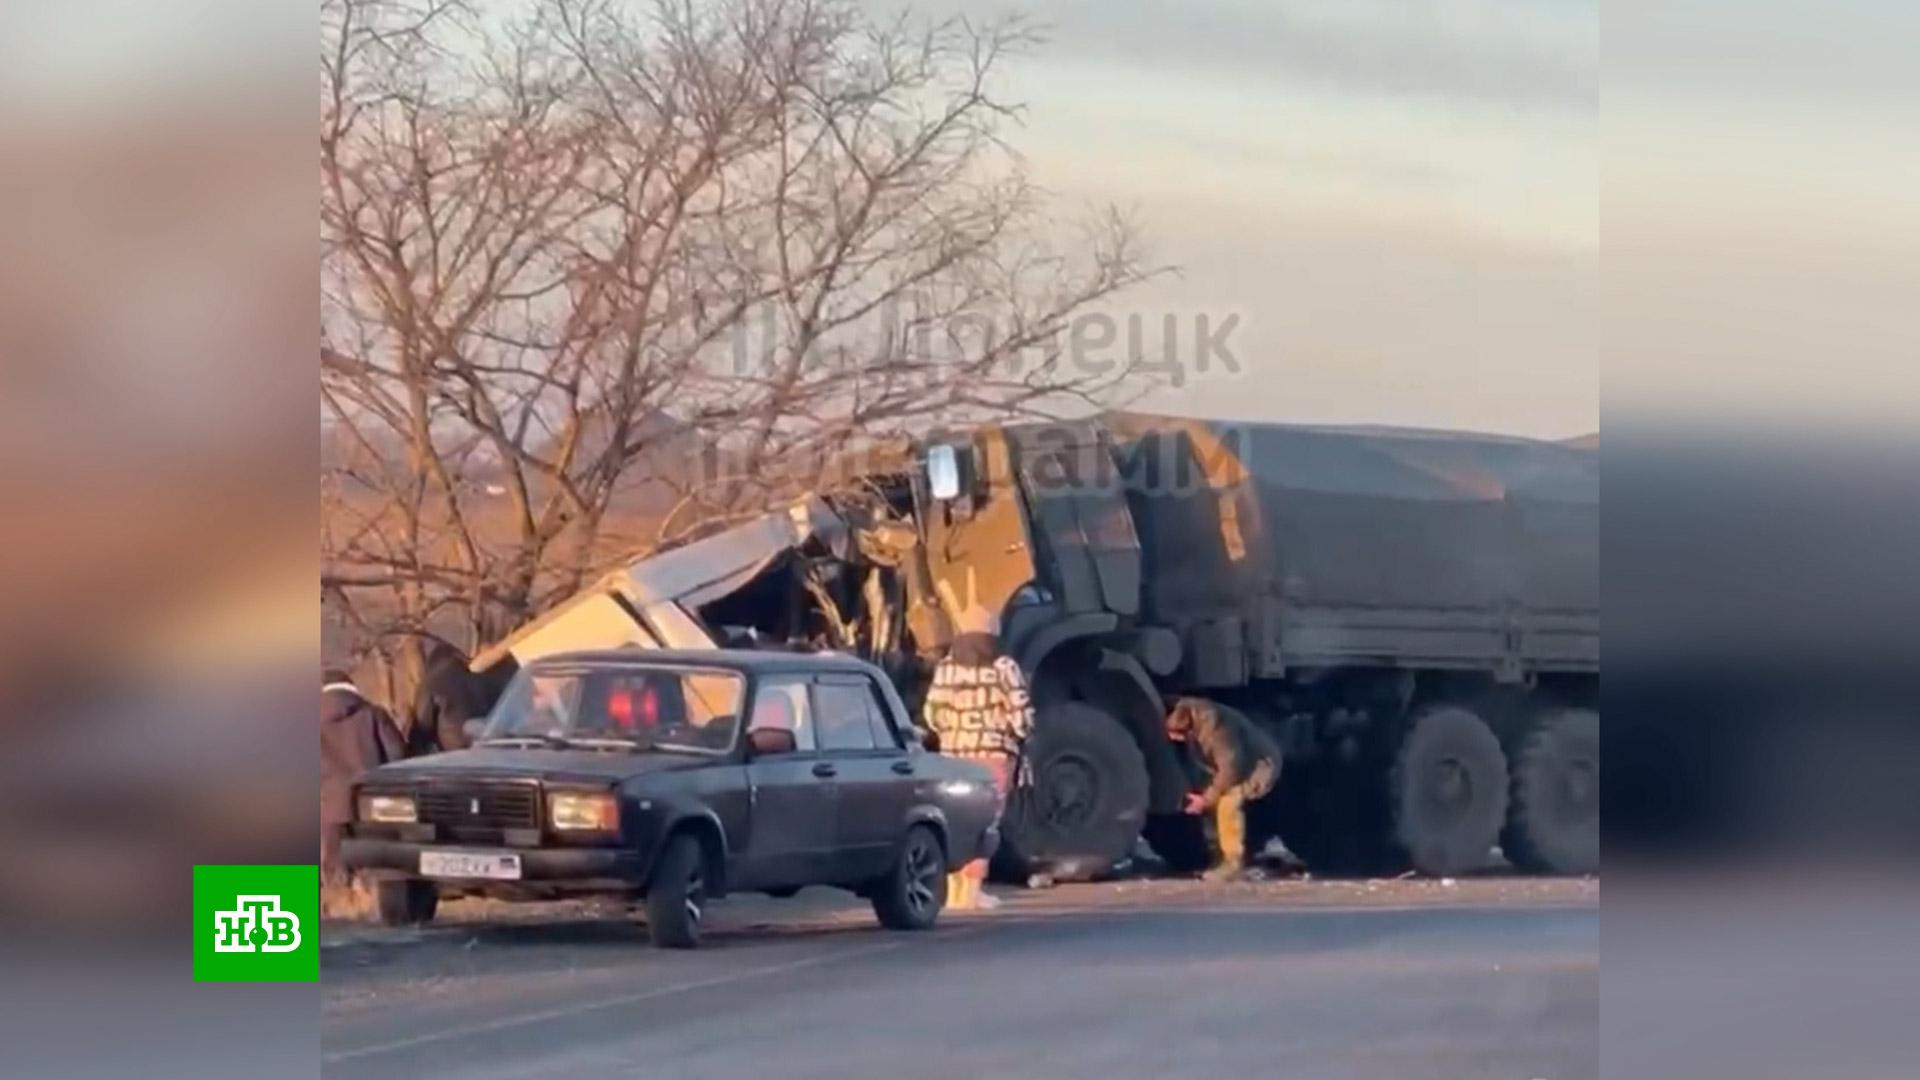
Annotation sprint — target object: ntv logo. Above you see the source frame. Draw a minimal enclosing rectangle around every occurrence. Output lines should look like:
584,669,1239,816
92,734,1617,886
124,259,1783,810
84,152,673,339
193,865,317,981
213,894,302,953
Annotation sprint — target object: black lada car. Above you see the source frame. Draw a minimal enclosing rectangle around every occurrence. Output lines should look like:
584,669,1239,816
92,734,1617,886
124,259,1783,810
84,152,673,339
343,649,1000,947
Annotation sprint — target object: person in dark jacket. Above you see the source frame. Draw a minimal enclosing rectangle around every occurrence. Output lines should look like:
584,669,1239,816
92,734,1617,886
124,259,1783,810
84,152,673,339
1166,697,1282,881
410,640,496,755
322,669,407,887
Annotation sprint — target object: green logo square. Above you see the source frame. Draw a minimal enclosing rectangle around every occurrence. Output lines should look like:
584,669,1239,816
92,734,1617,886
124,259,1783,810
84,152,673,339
193,865,319,982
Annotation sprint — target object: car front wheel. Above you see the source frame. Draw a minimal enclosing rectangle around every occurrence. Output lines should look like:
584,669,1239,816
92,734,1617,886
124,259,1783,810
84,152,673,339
871,825,946,931
645,834,708,948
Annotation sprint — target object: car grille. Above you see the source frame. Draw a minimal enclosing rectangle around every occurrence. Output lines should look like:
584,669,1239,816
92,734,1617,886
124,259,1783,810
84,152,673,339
416,783,540,834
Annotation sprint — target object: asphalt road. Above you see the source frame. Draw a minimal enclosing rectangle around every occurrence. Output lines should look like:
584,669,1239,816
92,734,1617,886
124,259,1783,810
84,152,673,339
321,880,1597,1080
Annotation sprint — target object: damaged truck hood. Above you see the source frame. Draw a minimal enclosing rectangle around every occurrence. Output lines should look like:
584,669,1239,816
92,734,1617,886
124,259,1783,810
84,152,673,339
470,495,849,673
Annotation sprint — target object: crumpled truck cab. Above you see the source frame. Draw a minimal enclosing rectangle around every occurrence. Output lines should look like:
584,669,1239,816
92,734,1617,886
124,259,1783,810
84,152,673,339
467,495,854,676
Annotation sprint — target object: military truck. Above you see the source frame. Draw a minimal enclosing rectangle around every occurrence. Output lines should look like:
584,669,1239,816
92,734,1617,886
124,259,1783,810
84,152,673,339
470,414,1600,878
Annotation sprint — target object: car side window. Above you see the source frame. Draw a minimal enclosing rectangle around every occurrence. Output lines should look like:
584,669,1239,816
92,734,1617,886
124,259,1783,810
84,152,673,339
862,679,905,750
748,677,816,752
812,681,879,752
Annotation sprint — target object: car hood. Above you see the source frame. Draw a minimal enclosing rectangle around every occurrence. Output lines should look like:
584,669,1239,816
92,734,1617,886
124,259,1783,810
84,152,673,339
366,746,716,786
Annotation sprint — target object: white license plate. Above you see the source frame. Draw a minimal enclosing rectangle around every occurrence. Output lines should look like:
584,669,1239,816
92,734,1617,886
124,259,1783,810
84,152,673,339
419,850,523,881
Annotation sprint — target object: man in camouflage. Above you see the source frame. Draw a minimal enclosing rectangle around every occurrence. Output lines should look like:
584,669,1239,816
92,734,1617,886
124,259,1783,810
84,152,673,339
1166,697,1282,881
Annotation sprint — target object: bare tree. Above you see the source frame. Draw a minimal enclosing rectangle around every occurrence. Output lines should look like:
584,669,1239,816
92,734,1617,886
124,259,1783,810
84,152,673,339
320,0,1157,680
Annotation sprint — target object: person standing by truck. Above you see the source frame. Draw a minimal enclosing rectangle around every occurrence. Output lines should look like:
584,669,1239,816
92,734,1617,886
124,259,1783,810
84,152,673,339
1165,697,1281,881
923,576,1034,909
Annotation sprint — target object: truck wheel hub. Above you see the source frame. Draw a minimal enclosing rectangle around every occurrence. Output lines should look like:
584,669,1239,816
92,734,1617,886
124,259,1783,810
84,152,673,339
1561,760,1596,807
1041,754,1100,829
1431,758,1471,809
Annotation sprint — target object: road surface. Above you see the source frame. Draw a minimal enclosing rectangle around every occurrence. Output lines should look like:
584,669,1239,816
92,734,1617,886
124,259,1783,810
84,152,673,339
322,878,1597,1079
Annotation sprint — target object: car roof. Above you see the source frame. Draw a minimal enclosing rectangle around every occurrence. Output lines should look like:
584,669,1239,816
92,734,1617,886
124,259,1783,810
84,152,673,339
525,647,881,677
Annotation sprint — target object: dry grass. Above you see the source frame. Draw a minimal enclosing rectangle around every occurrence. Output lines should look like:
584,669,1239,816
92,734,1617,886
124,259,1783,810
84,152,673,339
321,879,376,921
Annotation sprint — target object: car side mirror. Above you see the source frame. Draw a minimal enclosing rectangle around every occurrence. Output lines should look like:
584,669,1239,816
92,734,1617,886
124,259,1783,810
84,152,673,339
461,719,487,743
913,725,940,753
746,727,797,756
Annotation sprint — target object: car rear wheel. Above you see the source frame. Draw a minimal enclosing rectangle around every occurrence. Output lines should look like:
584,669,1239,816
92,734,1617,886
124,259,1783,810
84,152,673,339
645,834,708,948
871,825,946,931
373,879,438,927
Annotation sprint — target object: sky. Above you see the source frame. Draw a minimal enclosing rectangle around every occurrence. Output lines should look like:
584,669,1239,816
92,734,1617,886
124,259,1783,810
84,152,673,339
912,0,1600,437
254,0,1594,440
12,2,1912,439
1605,0,1920,434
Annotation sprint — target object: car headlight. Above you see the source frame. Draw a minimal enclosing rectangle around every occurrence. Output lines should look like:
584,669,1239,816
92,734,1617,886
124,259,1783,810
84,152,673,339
548,791,619,831
358,793,417,823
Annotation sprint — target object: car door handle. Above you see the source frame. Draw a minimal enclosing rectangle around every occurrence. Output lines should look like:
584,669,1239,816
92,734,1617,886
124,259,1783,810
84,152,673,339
890,760,915,775
812,762,838,778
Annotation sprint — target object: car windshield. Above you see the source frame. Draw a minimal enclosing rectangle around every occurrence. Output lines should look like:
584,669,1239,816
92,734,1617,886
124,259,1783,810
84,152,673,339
479,664,745,754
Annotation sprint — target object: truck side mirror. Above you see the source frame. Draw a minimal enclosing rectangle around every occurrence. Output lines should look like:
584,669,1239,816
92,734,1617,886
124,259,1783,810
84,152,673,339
926,444,963,501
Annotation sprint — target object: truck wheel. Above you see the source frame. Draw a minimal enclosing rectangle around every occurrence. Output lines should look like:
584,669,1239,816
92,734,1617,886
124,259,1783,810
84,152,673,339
871,825,946,931
1503,708,1599,874
1392,705,1508,876
995,702,1150,882
645,834,708,948
373,879,438,927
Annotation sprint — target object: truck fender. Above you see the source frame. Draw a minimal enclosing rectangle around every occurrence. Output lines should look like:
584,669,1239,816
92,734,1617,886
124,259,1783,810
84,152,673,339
1014,612,1121,675
1015,615,1187,815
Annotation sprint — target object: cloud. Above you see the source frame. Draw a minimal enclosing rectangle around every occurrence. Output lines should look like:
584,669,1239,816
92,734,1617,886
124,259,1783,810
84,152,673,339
922,0,1596,109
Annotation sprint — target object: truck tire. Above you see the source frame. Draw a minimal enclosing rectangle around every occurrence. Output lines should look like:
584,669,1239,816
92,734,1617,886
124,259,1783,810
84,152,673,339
1392,705,1508,876
1502,708,1599,875
644,834,708,948
995,702,1150,882
373,879,438,927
